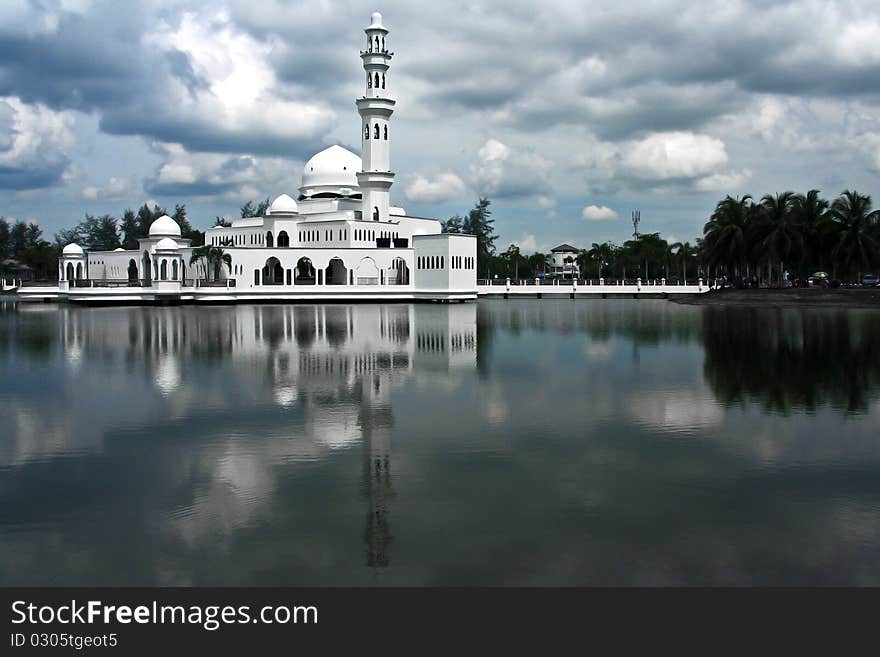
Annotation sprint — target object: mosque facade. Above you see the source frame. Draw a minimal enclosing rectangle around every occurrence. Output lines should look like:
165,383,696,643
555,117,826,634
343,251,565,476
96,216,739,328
53,12,477,304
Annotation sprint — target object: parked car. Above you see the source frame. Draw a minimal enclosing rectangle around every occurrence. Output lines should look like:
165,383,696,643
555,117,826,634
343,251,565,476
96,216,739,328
807,271,829,287
862,273,879,287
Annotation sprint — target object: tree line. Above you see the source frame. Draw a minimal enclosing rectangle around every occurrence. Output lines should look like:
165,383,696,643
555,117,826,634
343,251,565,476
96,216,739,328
444,190,880,284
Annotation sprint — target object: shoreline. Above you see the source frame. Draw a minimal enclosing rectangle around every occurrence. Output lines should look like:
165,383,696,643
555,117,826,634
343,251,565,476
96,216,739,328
671,287,880,308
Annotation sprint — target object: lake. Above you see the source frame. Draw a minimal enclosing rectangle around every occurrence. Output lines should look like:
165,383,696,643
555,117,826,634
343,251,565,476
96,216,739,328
1,299,879,585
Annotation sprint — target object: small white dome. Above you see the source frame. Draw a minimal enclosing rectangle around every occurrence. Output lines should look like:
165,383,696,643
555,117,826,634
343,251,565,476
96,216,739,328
268,193,298,215
154,237,179,251
369,11,384,29
300,145,361,197
113,247,125,252
149,215,182,237
62,243,83,255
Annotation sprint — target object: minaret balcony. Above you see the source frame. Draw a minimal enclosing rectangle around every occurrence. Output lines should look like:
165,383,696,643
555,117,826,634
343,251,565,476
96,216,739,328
356,97,396,115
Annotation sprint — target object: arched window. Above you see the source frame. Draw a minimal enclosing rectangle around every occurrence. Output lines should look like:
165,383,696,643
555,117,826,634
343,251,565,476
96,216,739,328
372,207,379,222
375,36,379,50
364,124,369,139
278,231,289,248
368,73,372,88
382,73,386,88
66,262,74,281
160,260,167,280
382,37,385,50
172,260,178,280
384,125,388,140
374,123,380,139
265,231,273,248
374,72,380,88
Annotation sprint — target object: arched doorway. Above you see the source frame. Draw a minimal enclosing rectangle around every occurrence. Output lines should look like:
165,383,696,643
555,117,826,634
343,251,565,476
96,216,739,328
66,262,74,282
142,251,152,286
128,259,138,284
356,257,379,285
390,258,410,285
265,231,274,248
75,263,82,280
262,257,284,285
277,231,289,247
325,257,347,285
294,257,316,285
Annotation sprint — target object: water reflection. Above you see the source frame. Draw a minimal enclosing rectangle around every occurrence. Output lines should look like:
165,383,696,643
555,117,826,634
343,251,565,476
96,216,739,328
0,303,477,583
702,307,880,413
2,300,880,585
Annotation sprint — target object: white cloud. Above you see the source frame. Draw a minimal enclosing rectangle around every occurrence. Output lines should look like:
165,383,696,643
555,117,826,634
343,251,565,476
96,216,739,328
0,96,74,190
511,233,538,252
404,171,467,203
620,131,728,181
471,138,552,199
81,176,135,201
695,169,752,192
146,142,295,201
582,204,618,221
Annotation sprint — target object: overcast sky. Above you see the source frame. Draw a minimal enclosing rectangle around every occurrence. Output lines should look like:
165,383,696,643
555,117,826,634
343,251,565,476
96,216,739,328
2,0,879,251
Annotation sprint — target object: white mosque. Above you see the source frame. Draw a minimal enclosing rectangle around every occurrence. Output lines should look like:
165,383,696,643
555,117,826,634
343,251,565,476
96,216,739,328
48,12,477,304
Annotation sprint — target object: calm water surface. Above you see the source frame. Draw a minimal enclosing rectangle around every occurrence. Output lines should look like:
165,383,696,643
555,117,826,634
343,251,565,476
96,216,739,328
1,299,880,585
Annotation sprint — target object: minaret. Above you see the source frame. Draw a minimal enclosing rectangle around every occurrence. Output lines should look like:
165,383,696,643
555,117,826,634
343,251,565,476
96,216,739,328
357,11,396,224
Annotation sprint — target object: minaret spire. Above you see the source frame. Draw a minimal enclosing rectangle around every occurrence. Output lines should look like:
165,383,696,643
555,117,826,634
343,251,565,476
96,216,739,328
357,11,396,224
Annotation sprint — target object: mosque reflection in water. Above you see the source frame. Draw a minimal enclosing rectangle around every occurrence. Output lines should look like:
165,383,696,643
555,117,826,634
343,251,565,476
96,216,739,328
49,302,477,574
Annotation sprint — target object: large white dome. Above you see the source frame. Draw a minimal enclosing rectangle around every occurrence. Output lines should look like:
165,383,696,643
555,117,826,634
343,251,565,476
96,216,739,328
268,193,297,214
299,145,361,198
149,215,182,237
62,243,84,255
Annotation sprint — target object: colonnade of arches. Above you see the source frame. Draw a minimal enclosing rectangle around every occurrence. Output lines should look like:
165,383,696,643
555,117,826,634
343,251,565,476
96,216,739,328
255,256,409,287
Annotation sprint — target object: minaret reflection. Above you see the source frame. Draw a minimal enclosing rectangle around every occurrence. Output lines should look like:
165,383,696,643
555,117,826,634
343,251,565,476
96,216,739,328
58,302,478,569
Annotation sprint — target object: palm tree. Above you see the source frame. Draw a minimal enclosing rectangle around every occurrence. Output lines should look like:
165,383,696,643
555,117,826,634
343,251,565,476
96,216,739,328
670,241,697,282
756,191,801,288
189,241,232,282
828,190,880,280
793,189,830,276
586,242,613,278
703,195,753,280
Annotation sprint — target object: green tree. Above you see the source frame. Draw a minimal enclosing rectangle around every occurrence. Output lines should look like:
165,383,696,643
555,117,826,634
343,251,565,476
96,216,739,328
189,242,232,282
793,190,830,275
441,215,464,233
0,218,9,259
703,195,754,279
120,209,140,249
755,191,801,287
79,214,121,252
828,190,880,279
462,198,496,275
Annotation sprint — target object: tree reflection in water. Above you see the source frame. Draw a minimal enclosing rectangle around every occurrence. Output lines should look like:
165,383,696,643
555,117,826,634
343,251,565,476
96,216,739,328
702,307,880,414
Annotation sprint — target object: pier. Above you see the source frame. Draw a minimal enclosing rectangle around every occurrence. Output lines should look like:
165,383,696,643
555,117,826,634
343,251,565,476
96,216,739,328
477,278,711,298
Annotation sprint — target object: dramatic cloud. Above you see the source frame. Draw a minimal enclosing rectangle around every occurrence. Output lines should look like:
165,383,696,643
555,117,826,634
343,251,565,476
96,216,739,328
405,172,467,203
619,132,728,182
582,205,618,221
471,139,552,200
1,0,880,243
0,96,74,190
144,143,297,201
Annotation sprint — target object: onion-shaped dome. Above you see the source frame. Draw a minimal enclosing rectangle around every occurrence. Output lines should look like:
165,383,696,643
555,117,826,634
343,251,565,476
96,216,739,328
62,243,84,255
299,145,361,199
154,237,179,251
149,215,182,237
368,11,386,30
267,193,298,215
